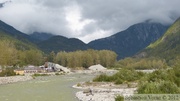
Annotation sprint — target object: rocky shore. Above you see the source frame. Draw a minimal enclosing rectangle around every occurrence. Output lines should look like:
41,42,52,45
0,76,33,85
76,88,136,101
73,82,137,101
72,69,118,74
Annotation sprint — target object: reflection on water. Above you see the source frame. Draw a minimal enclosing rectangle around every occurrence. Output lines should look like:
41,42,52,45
0,74,95,101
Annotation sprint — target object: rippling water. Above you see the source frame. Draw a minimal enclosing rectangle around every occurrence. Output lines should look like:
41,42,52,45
0,74,95,101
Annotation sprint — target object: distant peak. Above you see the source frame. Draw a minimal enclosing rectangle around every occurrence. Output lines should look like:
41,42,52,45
144,19,154,23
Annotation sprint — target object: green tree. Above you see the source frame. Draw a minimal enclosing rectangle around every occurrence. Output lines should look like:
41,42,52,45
48,51,55,62
0,40,18,66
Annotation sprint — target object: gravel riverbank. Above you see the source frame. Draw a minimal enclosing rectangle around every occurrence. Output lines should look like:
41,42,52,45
76,88,136,101
73,82,137,101
0,76,33,85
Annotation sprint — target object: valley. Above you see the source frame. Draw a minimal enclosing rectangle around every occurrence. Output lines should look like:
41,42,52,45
0,16,179,101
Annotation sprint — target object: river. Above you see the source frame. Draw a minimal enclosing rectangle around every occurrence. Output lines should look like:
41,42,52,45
0,73,95,101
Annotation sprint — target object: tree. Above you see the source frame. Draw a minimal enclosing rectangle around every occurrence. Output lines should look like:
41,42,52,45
55,50,117,68
19,50,43,66
48,51,56,62
0,40,18,66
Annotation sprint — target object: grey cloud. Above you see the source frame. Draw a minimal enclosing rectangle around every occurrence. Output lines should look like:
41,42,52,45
0,0,180,43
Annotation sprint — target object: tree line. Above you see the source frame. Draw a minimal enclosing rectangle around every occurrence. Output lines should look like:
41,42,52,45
0,40,44,67
48,49,117,68
0,40,117,68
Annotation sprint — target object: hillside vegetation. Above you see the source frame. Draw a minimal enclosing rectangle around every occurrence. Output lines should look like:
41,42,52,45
114,17,180,69
89,22,169,59
0,31,44,66
0,31,37,50
144,17,180,61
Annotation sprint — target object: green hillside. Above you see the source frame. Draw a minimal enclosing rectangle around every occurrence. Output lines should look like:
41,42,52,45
0,31,44,66
0,31,37,50
144,17,180,60
115,17,180,70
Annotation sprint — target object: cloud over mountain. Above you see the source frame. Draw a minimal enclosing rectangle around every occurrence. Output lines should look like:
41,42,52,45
0,0,180,43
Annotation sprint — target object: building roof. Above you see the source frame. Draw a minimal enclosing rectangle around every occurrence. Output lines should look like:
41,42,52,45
24,65,42,70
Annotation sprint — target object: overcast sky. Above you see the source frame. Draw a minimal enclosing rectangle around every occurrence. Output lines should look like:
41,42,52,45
0,0,180,43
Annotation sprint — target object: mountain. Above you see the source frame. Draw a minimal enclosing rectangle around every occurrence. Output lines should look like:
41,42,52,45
0,20,38,43
37,35,90,53
140,17,180,60
30,32,54,42
0,20,90,53
88,22,169,59
0,20,39,50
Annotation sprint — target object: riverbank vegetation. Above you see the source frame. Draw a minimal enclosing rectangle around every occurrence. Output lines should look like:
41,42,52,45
114,57,168,69
0,40,44,66
0,68,16,77
93,68,145,84
0,39,117,69
94,64,180,94
53,49,117,68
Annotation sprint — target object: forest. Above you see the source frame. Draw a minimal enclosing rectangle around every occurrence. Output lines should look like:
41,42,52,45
0,40,44,67
0,40,117,69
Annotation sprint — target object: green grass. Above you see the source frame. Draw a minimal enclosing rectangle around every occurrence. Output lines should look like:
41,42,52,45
33,73,49,76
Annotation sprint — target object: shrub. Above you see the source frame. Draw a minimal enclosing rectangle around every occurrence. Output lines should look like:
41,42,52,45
77,83,81,87
93,74,112,82
0,68,16,77
113,69,145,82
93,68,145,84
138,68,180,94
137,80,180,94
115,78,123,84
115,95,124,101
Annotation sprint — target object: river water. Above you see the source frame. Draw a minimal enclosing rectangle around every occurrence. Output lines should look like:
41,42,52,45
0,73,95,101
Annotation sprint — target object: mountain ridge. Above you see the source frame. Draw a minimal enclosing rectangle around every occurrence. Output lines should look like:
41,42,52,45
37,35,90,53
88,22,169,59
139,17,180,60
0,20,38,43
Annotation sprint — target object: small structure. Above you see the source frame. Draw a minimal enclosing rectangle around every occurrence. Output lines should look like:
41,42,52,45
24,65,43,74
45,62,70,73
44,62,56,72
88,64,107,71
14,69,24,75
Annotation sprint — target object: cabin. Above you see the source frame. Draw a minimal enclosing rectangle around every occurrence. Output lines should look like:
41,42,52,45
24,65,43,74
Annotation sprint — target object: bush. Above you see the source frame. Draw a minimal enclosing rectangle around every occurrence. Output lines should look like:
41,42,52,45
137,80,180,94
93,68,145,84
138,68,180,94
0,68,16,77
93,74,112,82
115,78,123,84
77,83,81,87
113,69,144,82
115,95,124,101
